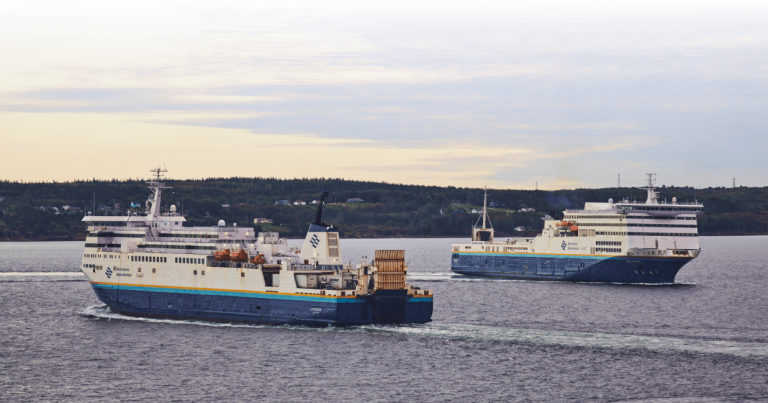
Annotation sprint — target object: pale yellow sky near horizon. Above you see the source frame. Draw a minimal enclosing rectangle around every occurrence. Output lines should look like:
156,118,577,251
3,112,586,189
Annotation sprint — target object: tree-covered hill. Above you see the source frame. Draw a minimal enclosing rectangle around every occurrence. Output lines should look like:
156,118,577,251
1,177,766,241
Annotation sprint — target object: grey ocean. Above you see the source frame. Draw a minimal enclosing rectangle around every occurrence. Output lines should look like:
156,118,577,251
1,237,767,402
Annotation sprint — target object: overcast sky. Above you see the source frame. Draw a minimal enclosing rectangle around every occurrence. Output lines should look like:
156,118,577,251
1,0,766,189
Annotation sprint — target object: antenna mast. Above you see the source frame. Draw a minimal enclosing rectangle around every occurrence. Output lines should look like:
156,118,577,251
617,174,621,188
733,178,736,188
639,172,658,204
482,187,487,229
645,172,656,188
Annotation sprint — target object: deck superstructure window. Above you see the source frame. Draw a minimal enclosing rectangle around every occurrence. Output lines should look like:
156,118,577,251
152,268,156,273
193,270,197,275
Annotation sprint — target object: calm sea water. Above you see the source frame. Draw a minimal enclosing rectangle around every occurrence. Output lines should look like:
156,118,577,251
1,237,767,402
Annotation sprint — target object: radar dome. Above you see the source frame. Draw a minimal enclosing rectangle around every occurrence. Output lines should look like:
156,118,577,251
218,220,226,226
170,205,177,212
608,198,614,204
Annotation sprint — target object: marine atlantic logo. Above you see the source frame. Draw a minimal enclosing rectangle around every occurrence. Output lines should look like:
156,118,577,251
105,267,113,279
310,234,320,248
561,241,567,251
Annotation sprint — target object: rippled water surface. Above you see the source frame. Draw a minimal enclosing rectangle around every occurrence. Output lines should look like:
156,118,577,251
1,237,767,402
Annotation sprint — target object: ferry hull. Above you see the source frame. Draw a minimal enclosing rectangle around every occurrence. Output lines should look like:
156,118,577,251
91,283,432,325
451,253,694,283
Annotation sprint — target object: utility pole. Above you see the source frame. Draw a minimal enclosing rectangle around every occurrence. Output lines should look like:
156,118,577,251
535,182,538,191
733,178,736,188
617,174,621,188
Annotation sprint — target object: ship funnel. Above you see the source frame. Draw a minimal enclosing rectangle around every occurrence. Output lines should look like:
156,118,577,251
300,192,342,266
313,191,329,226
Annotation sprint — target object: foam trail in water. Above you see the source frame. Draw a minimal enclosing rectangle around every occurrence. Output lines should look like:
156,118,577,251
364,323,768,358
80,305,766,358
0,272,84,276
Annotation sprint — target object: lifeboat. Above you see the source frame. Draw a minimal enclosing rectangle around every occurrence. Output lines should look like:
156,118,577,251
230,249,248,263
250,253,266,265
214,249,231,262
570,226,579,232
556,221,569,227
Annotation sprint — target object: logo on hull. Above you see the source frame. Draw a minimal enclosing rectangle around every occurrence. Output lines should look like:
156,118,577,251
105,267,113,278
561,241,567,251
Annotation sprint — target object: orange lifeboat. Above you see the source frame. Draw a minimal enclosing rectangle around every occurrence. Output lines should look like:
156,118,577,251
250,254,266,265
556,221,569,227
570,226,579,232
230,249,248,263
214,249,231,262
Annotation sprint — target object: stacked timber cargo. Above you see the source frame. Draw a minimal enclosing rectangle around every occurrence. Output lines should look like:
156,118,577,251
373,250,406,290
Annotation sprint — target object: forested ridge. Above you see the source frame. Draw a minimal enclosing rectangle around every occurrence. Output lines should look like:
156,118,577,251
1,177,766,241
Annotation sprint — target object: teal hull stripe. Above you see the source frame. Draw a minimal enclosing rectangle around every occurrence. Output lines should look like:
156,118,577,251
457,252,689,261
92,284,432,304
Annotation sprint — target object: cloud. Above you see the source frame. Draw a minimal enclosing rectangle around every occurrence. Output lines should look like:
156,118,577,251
0,1,767,187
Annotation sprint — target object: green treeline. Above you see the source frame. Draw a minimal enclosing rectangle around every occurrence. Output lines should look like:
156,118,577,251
1,177,766,241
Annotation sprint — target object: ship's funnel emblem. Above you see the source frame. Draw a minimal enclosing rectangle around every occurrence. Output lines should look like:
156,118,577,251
105,267,113,279
561,241,567,251
310,234,320,248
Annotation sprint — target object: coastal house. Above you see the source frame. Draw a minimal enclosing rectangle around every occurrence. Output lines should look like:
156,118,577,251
346,198,364,203
0,196,5,202
274,200,291,205
471,209,480,214
519,207,536,212
253,218,273,224
310,200,325,205
293,200,306,205
514,226,526,232
221,204,230,208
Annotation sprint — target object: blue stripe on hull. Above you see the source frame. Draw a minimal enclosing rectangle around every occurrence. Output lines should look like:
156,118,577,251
451,253,693,283
91,284,433,325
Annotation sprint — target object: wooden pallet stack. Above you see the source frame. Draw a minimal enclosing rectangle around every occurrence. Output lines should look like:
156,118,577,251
373,250,406,290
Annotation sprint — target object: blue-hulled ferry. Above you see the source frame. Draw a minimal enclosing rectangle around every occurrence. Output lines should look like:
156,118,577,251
81,168,432,325
451,175,703,283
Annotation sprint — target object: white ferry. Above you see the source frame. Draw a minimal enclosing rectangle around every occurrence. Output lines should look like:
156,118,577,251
80,168,432,325
451,175,703,283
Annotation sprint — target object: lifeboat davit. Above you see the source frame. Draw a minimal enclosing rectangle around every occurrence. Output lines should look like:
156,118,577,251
230,249,248,263
250,253,266,265
214,249,231,262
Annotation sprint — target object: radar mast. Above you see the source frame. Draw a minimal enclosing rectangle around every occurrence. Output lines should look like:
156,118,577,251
638,172,659,204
